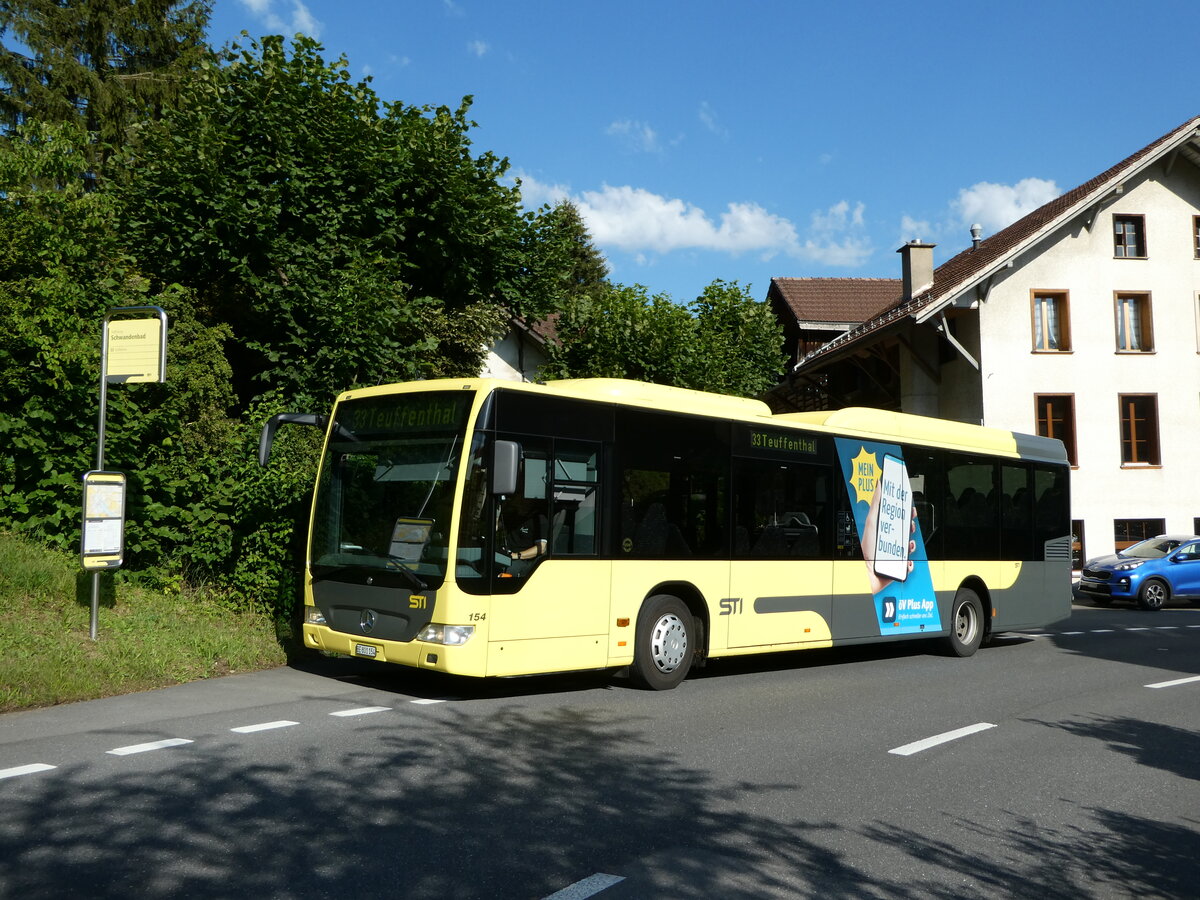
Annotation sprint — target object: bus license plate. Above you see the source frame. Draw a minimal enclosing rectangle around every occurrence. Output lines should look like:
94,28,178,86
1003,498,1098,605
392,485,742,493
354,643,378,659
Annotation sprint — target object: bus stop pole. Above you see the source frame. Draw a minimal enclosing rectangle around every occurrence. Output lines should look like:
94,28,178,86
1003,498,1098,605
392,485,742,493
90,319,110,642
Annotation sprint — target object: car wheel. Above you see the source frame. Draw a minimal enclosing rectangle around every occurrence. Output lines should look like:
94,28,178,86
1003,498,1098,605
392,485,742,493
1137,578,1169,611
944,587,984,657
631,594,694,690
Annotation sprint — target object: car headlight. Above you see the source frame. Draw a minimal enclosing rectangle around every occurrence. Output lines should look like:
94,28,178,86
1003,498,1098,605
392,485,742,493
304,606,327,625
416,624,475,646
1112,560,1145,571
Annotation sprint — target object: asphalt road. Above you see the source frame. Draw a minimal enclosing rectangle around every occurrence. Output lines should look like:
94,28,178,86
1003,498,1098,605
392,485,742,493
2,601,1198,899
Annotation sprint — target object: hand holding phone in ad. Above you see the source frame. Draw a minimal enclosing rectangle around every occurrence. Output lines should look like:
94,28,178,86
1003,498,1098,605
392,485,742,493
862,455,917,594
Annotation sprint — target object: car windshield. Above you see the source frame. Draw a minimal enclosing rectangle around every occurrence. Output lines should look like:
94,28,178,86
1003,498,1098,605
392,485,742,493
1121,538,1181,559
310,391,473,583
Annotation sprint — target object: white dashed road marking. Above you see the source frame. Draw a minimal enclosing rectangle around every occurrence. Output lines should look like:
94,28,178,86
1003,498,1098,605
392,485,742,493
889,722,996,756
411,699,445,705
230,720,299,734
330,706,392,717
1146,674,1200,689
107,738,193,756
543,873,626,899
0,763,56,780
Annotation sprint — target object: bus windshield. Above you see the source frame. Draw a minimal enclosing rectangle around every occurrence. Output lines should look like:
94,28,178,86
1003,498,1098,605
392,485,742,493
310,391,473,585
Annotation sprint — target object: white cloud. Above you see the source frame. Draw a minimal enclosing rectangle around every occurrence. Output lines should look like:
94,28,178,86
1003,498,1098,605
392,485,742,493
898,214,934,244
468,40,489,58
515,174,572,208
952,177,1060,235
290,2,320,37
797,200,872,266
237,0,323,38
698,101,728,139
895,178,1061,251
515,174,871,266
576,186,794,255
606,120,660,154
811,200,864,232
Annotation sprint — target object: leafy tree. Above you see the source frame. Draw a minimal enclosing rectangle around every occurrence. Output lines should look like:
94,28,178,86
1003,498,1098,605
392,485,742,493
115,35,560,403
542,279,784,398
0,121,239,577
542,283,697,386
690,279,786,397
0,0,212,168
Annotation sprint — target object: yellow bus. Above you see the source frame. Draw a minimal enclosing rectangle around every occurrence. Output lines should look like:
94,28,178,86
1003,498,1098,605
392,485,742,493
259,378,1072,690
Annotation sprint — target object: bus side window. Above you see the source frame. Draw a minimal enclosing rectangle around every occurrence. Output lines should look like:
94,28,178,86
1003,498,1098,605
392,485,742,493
944,457,1000,560
733,460,831,559
901,449,942,560
551,440,600,556
492,437,550,580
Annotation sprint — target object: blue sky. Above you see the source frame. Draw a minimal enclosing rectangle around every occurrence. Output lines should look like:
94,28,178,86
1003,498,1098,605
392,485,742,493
208,0,1200,303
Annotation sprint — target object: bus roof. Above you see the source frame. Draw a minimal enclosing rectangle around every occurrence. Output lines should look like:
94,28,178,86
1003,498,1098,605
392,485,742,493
544,377,773,419
336,377,1068,465
775,408,1067,464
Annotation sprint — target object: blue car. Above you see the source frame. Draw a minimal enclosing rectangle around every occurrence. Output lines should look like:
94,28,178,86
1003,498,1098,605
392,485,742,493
1077,534,1200,610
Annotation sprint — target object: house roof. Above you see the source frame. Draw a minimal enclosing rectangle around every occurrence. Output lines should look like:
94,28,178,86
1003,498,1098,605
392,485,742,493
769,277,901,327
796,114,1200,370
509,312,559,345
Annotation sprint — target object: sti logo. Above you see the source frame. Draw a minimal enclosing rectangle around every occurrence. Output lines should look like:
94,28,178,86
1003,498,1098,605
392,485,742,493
881,596,898,624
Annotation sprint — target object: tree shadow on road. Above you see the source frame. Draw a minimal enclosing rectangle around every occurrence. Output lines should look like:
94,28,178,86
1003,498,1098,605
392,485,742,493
3,697,1198,898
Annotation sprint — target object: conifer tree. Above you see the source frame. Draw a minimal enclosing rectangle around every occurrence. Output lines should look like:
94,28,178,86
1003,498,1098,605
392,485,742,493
0,0,211,168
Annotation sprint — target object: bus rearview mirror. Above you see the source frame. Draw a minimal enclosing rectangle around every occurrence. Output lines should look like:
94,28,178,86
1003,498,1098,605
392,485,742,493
492,440,520,495
257,412,326,467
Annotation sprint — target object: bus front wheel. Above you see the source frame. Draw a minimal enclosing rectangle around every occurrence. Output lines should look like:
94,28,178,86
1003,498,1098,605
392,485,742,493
945,588,984,658
631,595,695,690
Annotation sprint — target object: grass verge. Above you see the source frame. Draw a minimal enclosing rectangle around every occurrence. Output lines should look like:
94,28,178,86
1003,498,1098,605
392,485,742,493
0,532,287,713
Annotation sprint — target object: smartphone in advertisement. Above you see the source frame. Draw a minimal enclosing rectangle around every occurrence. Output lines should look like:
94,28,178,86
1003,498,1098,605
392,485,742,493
873,454,913,582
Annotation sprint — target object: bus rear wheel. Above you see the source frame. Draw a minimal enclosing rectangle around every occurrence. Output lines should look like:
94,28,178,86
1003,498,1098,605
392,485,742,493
631,594,695,690
944,588,984,657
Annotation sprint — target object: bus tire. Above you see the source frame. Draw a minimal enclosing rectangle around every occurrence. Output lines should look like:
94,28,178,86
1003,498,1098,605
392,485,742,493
944,588,984,658
631,594,694,690
1137,578,1168,611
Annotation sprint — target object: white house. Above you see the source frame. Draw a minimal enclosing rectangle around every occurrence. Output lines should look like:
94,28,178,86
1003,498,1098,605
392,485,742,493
770,115,1200,565
480,314,555,382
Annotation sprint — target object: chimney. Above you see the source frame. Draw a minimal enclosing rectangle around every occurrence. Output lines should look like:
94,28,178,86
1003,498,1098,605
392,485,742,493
897,240,935,300
970,223,982,249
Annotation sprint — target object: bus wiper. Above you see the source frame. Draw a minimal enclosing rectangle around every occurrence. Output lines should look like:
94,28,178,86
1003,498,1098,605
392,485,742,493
384,556,428,592
313,553,427,592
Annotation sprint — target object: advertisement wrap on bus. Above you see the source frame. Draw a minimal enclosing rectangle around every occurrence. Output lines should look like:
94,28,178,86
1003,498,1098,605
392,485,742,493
836,438,939,636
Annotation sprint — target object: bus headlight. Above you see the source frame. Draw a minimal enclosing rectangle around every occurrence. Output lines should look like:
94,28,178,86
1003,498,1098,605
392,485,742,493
416,624,475,646
304,606,327,625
